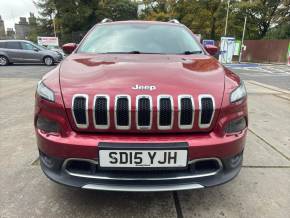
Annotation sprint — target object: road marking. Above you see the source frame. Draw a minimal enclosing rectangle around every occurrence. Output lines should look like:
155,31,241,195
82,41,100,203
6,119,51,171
246,80,290,94
227,64,290,75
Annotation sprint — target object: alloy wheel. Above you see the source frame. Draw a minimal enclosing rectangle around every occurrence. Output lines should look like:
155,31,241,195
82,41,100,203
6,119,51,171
0,56,8,66
44,57,53,66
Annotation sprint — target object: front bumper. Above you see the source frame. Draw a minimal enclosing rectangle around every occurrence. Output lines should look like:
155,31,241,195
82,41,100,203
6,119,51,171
37,129,246,191
40,151,243,192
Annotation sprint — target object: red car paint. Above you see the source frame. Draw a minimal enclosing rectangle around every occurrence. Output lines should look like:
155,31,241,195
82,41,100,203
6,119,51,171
35,21,247,191
36,54,247,159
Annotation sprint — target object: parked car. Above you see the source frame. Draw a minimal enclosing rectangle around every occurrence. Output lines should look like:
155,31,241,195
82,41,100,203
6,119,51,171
35,19,248,192
46,45,65,58
0,40,63,66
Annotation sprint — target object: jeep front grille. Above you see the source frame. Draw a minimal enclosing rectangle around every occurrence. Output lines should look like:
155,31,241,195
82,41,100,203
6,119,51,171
179,95,194,129
72,95,88,128
71,94,215,131
93,95,109,129
115,95,131,129
158,95,174,130
199,95,215,128
136,95,152,129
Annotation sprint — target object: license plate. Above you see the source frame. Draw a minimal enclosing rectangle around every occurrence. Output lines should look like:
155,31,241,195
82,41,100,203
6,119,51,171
99,150,188,168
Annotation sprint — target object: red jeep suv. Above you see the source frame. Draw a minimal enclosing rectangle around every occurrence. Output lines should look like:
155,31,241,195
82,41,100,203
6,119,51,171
34,19,247,192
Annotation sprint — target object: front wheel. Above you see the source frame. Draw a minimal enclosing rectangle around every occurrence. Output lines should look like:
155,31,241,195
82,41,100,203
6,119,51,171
44,56,54,66
0,56,9,66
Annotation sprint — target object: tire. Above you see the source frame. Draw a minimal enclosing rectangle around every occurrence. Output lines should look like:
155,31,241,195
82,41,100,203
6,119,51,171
43,56,54,66
0,56,9,66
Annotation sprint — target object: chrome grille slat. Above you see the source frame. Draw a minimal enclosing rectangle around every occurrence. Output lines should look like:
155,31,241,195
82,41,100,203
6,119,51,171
71,94,215,131
178,95,194,129
136,95,152,130
72,94,89,128
93,95,110,129
198,95,215,128
115,95,131,130
157,95,174,130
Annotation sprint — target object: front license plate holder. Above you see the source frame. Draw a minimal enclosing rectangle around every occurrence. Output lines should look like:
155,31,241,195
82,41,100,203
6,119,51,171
98,142,188,170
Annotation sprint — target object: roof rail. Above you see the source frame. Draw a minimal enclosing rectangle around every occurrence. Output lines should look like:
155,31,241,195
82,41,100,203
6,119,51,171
168,19,180,24
101,18,113,23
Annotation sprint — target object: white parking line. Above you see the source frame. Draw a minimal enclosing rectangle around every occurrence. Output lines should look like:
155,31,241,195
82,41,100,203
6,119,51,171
228,64,290,75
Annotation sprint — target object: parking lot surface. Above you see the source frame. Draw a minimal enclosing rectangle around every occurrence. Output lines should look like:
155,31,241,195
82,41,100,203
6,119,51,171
226,63,290,91
0,64,289,218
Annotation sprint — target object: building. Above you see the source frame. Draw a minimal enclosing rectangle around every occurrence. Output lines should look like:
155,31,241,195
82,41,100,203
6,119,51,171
0,15,5,39
28,13,36,25
6,28,15,39
15,17,30,39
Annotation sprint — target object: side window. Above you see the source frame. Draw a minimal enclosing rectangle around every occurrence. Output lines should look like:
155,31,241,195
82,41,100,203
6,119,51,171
0,42,6,48
6,42,21,50
21,42,37,50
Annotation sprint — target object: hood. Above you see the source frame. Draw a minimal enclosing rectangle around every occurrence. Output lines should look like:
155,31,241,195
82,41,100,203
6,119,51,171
60,53,225,96
59,53,226,133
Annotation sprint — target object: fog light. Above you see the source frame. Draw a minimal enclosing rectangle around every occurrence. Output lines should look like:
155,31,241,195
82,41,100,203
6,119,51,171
37,116,59,133
225,117,246,133
40,153,55,168
230,153,243,168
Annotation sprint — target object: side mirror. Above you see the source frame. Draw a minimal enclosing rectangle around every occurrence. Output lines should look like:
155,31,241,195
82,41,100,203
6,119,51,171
204,45,218,56
62,43,77,54
33,48,39,52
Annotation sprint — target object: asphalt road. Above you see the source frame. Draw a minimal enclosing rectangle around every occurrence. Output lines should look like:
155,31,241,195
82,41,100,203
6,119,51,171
0,63,289,218
227,64,290,91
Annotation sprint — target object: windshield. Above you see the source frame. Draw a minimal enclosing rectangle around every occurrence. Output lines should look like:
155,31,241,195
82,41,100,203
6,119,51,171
33,43,47,50
47,45,58,49
78,23,203,55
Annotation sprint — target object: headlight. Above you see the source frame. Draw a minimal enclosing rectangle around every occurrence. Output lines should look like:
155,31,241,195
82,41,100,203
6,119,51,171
230,81,247,103
37,81,55,102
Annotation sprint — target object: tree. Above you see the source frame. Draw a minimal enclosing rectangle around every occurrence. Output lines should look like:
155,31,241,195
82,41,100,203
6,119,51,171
265,22,290,39
139,0,177,21
34,0,138,43
230,0,290,39
34,0,290,42
251,0,290,39
97,0,138,21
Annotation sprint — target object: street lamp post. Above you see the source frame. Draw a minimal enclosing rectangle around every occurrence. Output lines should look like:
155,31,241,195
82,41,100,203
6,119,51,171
51,12,57,37
52,18,56,37
224,0,230,36
238,0,252,63
238,16,247,63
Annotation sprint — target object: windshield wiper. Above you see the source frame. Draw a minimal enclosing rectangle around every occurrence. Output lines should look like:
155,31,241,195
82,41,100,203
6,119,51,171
125,51,141,54
182,51,203,55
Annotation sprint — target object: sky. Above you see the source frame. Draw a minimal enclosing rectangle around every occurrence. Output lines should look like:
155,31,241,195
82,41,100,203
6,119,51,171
0,0,38,30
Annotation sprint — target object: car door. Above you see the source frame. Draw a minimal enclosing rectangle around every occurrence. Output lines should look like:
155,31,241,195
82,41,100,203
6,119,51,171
5,41,23,62
20,42,42,63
